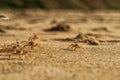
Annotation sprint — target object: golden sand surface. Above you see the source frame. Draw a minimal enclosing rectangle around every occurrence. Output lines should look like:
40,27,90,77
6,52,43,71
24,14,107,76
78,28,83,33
0,10,120,80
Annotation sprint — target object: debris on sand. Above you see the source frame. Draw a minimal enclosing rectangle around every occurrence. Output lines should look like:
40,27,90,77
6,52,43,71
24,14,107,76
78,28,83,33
44,23,73,32
86,37,101,45
73,33,100,45
92,27,112,32
72,33,120,45
0,15,9,20
53,33,93,42
54,32,120,45
0,28,6,33
73,33,88,42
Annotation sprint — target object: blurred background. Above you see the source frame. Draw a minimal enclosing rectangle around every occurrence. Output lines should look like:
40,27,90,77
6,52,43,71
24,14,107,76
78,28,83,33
0,0,120,10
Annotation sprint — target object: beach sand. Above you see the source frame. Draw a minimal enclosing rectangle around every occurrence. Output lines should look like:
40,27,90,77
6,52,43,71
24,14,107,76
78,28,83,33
0,10,120,80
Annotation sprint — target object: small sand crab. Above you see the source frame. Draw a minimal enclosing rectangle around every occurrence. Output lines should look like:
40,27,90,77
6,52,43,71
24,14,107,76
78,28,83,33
21,33,43,50
0,33,43,59
21,33,38,49
68,43,83,51
28,33,39,41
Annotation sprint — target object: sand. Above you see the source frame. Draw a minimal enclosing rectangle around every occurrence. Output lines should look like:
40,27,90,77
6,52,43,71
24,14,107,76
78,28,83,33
0,10,120,80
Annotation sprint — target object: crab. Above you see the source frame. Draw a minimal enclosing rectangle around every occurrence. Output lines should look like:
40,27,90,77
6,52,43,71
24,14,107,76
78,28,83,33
68,43,83,51
0,33,43,59
28,33,39,41
21,33,44,50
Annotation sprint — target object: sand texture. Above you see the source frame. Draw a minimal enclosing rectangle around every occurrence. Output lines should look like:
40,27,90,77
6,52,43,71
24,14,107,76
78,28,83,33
0,10,120,80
